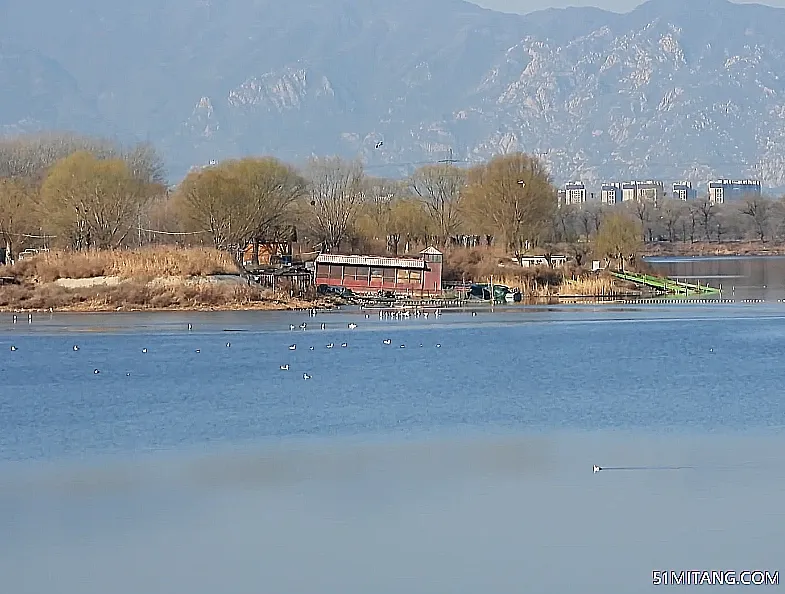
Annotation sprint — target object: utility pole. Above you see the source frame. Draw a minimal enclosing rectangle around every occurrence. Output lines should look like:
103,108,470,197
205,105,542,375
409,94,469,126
490,274,494,311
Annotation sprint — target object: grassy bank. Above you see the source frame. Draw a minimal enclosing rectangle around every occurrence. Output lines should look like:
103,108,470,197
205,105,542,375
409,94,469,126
0,247,329,312
8,247,237,282
643,240,785,257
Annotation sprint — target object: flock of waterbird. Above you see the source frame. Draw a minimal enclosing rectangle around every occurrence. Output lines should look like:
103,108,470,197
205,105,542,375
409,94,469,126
277,309,445,379
5,309,694,474
6,308,449,380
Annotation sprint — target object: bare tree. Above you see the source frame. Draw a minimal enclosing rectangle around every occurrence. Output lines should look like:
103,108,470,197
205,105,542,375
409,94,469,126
409,164,465,247
357,177,403,246
0,133,119,181
684,203,700,243
305,157,365,253
40,151,157,250
177,167,238,249
462,153,557,265
587,204,604,235
0,133,167,186
740,195,772,242
694,198,716,241
552,204,577,243
388,199,429,255
567,240,590,267
0,178,36,262
143,191,189,247
629,198,653,242
659,199,685,242
118,142,168,186
772,198,785,241
177,157,306,256
593,212,642,272
577,207,592,239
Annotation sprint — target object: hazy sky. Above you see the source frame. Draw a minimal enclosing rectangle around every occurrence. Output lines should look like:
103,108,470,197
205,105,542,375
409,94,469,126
470,0,785,14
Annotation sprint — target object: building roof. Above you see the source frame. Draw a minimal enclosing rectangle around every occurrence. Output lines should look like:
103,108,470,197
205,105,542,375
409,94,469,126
709,179,761,186
316,253,428,270
419,247,443,255
519,254,567,260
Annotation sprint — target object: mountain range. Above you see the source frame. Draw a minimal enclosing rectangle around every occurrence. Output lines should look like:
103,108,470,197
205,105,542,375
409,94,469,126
2,0,785,190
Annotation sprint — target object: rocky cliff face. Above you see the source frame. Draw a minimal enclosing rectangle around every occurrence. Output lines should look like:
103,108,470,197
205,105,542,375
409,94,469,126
2,0,785,190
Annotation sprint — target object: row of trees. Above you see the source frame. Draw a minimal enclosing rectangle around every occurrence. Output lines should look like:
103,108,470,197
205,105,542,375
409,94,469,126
0,134,166,259
2,132,785,270
560,194,785,245
0,133,558,265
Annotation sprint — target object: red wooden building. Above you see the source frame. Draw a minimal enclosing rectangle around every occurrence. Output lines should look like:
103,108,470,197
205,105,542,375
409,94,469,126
315,247,443,296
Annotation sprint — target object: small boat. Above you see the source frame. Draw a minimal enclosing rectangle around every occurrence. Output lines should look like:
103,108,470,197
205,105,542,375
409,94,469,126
468,283,510,303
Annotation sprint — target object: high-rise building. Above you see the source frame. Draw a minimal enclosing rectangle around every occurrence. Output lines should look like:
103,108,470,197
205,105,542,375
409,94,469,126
672,181,697,201
601,182,623,205
621,180,664,203
564,182,587,206
707,179,761,204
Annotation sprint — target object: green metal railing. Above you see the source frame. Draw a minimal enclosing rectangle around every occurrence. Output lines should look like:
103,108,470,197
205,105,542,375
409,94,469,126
611,271,720,296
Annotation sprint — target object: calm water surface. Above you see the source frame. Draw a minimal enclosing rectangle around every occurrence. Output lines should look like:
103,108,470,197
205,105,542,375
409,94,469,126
647,254,785,301
1,291,784,592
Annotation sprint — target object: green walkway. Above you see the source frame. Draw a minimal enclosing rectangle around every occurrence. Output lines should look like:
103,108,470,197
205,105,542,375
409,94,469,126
611,271,720,296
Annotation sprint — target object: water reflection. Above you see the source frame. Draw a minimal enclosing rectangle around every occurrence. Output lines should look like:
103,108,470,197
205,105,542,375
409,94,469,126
646,255,785,301
0,433,782,594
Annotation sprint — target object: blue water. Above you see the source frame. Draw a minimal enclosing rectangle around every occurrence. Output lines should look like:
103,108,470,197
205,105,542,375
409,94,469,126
1,306,784,594
2,306,785,461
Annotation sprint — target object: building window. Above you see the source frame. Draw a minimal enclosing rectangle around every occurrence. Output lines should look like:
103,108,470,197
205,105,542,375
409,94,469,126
329,265,342,279
370,268,383,281
410,270,422,283
316,264,328,278
344,266,358,279
397,269,410,284
355,266,369,281
383,269,395,284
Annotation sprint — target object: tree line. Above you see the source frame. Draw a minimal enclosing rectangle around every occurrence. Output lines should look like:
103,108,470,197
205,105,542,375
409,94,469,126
2,132,784,270
0,133,558,265
560,194,785,245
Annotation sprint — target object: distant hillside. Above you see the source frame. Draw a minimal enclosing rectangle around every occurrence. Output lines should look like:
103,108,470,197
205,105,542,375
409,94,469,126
3,0,785,190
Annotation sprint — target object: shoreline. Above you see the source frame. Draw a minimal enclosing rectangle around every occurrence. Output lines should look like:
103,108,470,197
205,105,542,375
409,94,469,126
1,294,720,314
3,244,779,315
642,241,785,258
0,302,335,314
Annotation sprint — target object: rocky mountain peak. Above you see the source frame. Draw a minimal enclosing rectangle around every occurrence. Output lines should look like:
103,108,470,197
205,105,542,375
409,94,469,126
2,0,785,192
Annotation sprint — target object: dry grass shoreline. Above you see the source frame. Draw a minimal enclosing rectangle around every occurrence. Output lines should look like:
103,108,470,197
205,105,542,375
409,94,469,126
0,247,335,313
0,281,335,313
0,246,651,313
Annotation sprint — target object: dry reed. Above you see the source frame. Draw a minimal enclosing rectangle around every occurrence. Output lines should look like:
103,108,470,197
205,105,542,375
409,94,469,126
3,247,237,283
0,246,330,311
0,280,324,312
559,275,625,296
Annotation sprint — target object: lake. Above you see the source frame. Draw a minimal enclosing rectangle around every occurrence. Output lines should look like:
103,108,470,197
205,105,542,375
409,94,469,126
1,257,784,593
646,254,785,301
